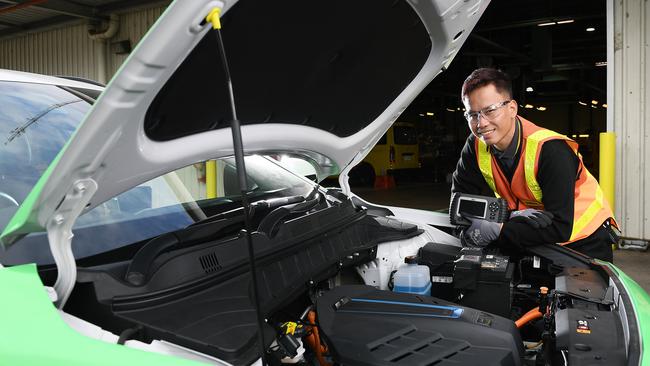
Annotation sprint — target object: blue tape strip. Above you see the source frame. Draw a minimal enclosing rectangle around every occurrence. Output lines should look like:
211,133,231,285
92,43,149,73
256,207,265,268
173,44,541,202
349,298,463,318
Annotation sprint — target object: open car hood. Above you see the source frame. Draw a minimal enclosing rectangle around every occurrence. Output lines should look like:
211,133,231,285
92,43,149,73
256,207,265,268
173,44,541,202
1,0,488,244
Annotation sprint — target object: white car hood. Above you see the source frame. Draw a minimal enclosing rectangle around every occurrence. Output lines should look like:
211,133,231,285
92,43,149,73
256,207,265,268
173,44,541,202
1,0,487,244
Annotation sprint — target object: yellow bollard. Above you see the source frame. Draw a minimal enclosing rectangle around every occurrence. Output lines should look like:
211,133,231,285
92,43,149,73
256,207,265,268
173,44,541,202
599,132,616,250
599,132,616,211
206,160,217,199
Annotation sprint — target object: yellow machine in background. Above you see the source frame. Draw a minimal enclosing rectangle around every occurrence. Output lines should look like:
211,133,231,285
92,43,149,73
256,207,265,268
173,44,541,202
349,122,420,186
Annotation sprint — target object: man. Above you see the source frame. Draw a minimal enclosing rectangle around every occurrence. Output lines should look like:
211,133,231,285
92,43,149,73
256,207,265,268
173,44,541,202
452,68,617,262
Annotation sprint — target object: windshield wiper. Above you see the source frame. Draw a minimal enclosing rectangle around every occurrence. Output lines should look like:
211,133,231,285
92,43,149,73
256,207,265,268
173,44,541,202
125,215,245,286
5,99,81,144
251,185,320,212
257,187,322,237
185,186,320,229
125,186,322,285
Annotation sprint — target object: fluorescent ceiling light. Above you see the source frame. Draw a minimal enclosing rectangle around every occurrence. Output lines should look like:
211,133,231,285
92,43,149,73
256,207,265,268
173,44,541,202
595,61,607,67
591,105,597,108
602,104,608,108
578,101,587,106
586,27,595,32
446,108,455,112
579,134,589,138
526,86,534,92
524,104,534,109
426,112,434,116
419,113,425,116
537,106,547,111
538,19,573,27
591,100,598,105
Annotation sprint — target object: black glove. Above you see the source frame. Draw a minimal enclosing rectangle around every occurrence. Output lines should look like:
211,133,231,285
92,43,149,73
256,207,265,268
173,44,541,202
461,217,502,247
509,209,554,229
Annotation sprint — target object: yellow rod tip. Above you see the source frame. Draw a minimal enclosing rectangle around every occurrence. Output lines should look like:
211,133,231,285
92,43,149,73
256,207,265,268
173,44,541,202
206,8,222,29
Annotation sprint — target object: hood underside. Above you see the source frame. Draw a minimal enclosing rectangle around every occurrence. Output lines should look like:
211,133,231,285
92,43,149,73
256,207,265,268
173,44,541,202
146,0,430,141
1,0,488,244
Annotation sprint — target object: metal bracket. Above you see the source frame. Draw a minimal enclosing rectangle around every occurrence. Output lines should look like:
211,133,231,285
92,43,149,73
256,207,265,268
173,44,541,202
46,178,98,309
618,238,649,251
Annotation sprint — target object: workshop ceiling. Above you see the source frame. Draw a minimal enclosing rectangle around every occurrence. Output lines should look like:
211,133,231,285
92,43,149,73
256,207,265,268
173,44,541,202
415,0,607,111
0,0,165,37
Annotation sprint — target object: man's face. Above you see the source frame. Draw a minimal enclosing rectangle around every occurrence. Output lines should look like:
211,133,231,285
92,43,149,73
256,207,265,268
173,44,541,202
462,83,517,151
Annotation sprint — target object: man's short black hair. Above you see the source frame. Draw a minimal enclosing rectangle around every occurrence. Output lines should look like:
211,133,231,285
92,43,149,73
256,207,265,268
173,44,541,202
461,68,513,100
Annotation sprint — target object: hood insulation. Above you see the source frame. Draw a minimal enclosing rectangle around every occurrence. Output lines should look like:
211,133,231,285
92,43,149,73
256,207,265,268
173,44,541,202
144,0,431,141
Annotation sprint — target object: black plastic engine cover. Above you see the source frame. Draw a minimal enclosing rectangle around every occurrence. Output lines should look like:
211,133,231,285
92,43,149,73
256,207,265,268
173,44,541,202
317,285,523,366
553,268,626,365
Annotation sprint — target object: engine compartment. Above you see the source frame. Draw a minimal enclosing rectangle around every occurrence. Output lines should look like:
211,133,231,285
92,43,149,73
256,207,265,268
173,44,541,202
316,285,523,366
58,198,629,366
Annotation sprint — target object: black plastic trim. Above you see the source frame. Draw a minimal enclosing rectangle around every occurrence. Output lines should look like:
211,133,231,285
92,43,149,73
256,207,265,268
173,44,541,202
599,264,642,366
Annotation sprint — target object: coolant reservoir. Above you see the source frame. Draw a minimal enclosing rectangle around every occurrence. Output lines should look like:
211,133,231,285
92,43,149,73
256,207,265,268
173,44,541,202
393,256,431,296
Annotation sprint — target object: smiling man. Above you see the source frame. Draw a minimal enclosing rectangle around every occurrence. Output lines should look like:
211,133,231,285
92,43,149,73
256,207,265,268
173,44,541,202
451,68,618,261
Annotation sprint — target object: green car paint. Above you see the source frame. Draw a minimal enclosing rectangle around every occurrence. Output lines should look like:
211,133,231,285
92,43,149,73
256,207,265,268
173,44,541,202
606,262,650,366
0,264,207,365
0,150,63,245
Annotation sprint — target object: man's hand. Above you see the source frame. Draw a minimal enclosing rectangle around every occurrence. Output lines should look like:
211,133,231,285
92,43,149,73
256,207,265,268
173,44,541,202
509,209,554,229
461,217,502,247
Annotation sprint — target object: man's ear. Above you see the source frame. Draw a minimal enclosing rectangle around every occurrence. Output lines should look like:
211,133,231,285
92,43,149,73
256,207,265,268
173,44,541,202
509,99,518,117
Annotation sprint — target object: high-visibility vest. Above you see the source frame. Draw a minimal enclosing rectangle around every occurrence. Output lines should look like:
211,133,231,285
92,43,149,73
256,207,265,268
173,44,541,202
474,117,616,244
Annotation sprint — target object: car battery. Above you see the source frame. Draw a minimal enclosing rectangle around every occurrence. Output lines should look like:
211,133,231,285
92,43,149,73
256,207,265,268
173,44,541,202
454,247,514,317
417,243,461,300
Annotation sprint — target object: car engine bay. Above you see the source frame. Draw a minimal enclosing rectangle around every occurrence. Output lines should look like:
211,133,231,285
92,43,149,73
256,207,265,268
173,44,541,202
54,195,630,366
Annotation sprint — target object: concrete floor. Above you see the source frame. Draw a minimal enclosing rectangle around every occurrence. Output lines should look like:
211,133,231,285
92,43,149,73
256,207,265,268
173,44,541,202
613,249,650,293
352,182,650,294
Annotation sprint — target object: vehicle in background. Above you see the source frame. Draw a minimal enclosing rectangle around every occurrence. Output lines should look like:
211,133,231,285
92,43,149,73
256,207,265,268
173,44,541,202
350,122,420,186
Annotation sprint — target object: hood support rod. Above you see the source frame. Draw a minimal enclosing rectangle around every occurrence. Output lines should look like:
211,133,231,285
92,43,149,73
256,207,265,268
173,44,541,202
206,8,269,365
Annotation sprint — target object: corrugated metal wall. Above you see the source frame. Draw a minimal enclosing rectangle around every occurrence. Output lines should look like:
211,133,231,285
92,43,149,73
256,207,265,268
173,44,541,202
613,0,650,240
108,5,167,77
0,22,98,79
0,3,168,82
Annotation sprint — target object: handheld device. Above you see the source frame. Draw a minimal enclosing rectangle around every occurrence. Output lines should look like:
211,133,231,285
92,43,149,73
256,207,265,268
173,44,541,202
449,192,509,226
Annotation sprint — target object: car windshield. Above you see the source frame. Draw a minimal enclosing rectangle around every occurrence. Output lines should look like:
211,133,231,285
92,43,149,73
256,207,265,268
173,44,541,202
0,80,315,266
0,81,90,227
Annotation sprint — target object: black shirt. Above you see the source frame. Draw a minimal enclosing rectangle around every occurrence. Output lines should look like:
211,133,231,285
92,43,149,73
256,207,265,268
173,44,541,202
451,130,579,247
490,117,521,180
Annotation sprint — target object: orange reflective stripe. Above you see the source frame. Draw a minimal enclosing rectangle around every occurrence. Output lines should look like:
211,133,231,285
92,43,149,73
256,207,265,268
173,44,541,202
524,130,568,202
477,139,499,195
570,178,605,241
